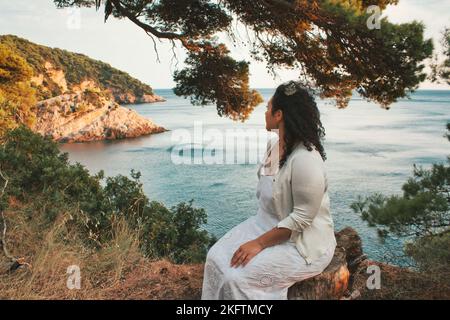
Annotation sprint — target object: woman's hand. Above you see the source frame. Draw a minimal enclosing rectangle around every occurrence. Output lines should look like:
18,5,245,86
230,239,264,268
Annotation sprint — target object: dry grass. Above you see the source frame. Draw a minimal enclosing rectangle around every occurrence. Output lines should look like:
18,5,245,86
2,199,447,300
351,260,450,300
0,203,204,300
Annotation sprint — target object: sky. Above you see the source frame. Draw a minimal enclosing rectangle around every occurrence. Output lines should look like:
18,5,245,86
0,0,449,89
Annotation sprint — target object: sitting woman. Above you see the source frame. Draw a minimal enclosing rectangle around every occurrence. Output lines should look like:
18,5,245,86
201,80,337,300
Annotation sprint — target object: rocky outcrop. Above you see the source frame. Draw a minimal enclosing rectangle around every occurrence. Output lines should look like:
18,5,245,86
141,93,165,103
33,91,167,143
43,61,68,93
27,62,167,142
27,62,167,143
71,79,97,93
113,92,166,104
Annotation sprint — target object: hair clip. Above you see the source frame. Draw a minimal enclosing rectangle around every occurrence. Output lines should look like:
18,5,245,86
283,80,300,96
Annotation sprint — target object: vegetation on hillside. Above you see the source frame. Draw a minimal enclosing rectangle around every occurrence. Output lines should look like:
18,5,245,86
0,44,37,140
0,35,163,142
0,127,217,278
0,35,155,101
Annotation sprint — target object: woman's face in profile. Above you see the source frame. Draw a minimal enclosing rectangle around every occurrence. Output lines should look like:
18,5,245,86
265,97,282,132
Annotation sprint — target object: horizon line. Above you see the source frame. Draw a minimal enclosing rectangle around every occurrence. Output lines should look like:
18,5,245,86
152,87,450,91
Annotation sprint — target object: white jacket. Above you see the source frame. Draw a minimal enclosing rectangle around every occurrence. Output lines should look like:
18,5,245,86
257,136,337,264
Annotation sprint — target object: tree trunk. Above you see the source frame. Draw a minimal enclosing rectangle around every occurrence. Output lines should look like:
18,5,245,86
287,246,350,300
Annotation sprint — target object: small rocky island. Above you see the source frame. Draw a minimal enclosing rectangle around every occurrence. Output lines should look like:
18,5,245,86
0,35,167,142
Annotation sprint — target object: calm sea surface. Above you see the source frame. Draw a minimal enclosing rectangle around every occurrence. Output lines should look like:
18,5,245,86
59,89,450,264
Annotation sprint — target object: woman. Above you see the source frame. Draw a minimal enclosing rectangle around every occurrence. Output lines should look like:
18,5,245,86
201,80,337,300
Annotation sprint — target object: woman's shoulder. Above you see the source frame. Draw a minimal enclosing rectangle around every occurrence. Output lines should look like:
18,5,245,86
290,143,324,167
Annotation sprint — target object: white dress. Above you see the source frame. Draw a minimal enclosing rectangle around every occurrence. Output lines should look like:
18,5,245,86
201,169,336,300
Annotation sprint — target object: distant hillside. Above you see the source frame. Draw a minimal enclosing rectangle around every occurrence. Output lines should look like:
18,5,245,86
0,35,166,142
0,35,164,104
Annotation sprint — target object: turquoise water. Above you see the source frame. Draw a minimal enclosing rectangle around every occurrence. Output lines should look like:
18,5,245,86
59,89,450,264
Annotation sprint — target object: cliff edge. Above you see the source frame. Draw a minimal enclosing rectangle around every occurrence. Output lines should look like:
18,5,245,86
33,90,166,143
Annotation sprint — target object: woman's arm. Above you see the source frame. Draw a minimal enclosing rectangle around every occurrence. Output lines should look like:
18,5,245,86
256,226,292,248
230,227,291,268
276,151,326,234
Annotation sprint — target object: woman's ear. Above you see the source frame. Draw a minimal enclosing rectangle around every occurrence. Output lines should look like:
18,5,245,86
275,109,283,124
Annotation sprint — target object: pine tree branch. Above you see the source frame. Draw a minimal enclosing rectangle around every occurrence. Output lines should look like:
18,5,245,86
109,0,187,40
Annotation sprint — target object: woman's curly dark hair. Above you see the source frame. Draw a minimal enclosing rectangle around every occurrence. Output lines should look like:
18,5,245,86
271,81,327,168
